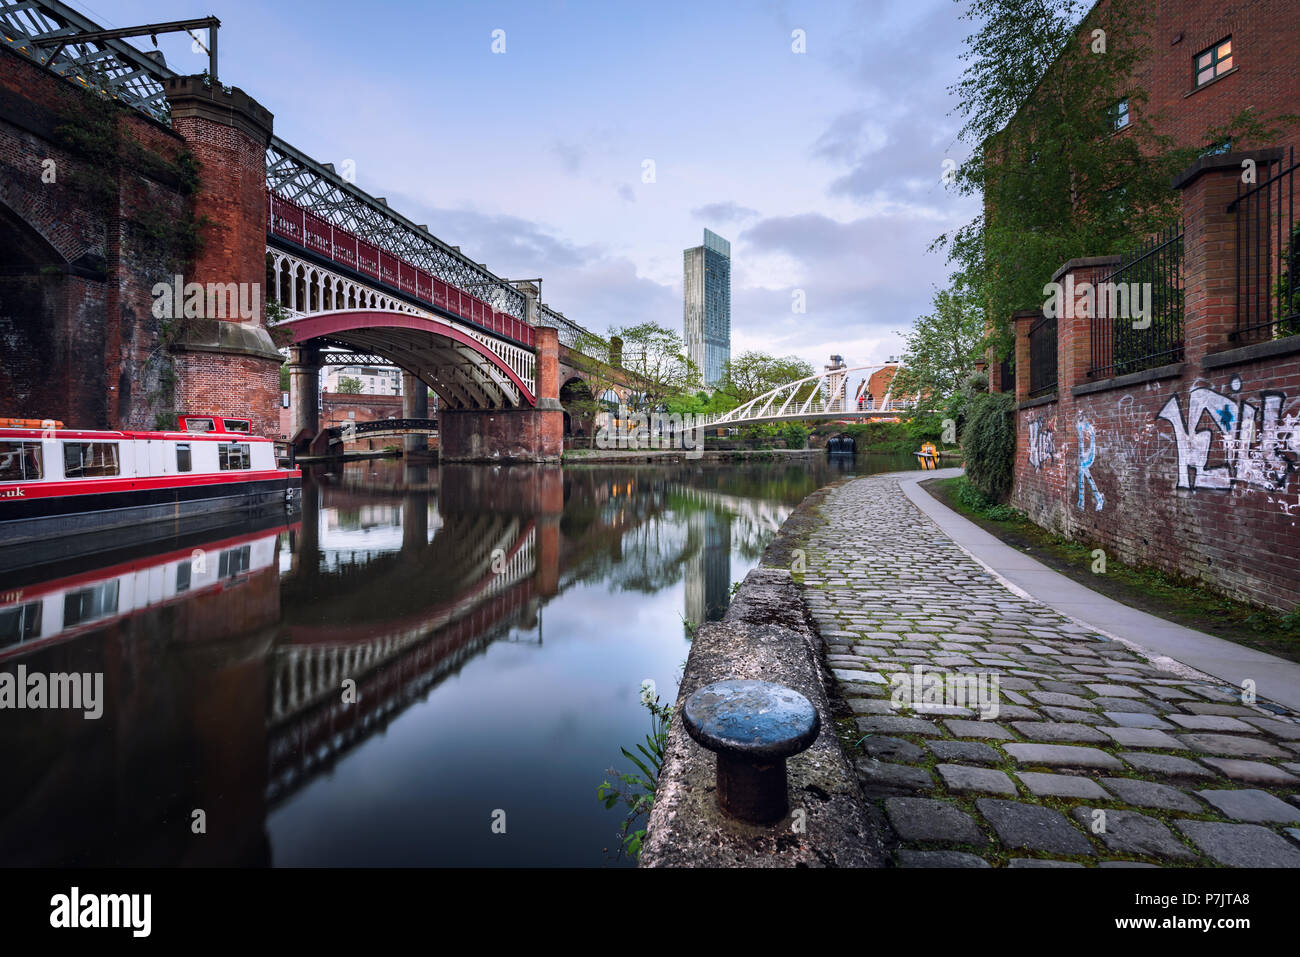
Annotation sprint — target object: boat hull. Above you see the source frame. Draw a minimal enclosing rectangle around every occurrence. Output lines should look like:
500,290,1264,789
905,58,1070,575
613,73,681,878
0,474,301,571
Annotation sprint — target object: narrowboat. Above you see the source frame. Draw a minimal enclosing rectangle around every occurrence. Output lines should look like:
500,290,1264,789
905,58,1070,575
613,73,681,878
1,520,295,662
0,415,302,566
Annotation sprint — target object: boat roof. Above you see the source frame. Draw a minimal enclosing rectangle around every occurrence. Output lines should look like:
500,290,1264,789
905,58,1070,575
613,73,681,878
0,427,272,442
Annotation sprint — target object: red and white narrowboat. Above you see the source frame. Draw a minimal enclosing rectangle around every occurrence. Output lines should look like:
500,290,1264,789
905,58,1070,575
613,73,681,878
0,415,302,563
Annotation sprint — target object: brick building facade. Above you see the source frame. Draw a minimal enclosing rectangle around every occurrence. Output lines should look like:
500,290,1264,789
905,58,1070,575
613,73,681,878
1004,0,1300,613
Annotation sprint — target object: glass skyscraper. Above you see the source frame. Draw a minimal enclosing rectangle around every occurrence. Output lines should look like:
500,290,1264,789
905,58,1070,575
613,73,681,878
683,229,731,388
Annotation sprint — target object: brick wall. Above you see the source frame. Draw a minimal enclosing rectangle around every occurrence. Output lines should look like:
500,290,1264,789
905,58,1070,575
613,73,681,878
0,44,192,430
321,392,404,428
1011,153,1300,613
1117,0,1300,156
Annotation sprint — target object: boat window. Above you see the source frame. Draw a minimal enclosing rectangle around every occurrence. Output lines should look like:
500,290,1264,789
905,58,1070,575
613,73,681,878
63,580,120,628
176,561,192,593
0,601,43,649
222,419,251,433
218,443,251,470
63,442,120,478
185,418,215,433
219,545,252,578
176,443,192,473
0,441,43,482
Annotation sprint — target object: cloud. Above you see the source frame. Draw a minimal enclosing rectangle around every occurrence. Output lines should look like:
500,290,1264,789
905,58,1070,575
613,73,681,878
617,184,636,203
551,141,586,174
728,204,968,365
691,201,760,224
810,0,972,203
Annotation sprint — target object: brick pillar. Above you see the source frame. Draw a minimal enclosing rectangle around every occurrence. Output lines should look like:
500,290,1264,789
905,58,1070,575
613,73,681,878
287,344,320,448
438,329,563,462
1173,149,1282,367
1049,257,1121,394
164,75,282,436
535,326,562,407
402,371,429,452
1011,309,1039,403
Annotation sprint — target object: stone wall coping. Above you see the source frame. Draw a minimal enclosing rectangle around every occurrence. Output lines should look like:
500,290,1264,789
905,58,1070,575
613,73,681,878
168,317,283,362
1018,394,1059,410
1050,255,1122,285
1203,335,1300,370
164,74,274,146
1171,148,1285,191
1071,362,1185,398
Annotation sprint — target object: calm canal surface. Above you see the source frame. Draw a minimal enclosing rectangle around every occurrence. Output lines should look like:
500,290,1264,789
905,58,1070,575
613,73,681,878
0,453,917,866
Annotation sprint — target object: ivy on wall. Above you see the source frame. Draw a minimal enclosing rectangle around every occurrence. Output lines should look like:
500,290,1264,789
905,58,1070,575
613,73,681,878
54,85,210,425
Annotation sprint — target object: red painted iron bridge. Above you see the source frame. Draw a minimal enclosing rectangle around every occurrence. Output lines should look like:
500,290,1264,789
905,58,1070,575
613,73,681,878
266,189,535,349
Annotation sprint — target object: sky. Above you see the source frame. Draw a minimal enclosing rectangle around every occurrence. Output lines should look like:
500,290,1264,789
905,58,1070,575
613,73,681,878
72,0,981,372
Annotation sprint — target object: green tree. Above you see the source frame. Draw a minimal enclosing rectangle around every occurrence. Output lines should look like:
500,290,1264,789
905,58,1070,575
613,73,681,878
892,284,986,412
939,0,1283,348
567,330,622,448
613,322,702,413
716,351,814,404
337,376,363,394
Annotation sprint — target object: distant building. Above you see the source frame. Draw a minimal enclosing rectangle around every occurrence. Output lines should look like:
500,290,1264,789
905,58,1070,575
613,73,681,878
683,229,732,388
854,364,913,410
322,365,402,396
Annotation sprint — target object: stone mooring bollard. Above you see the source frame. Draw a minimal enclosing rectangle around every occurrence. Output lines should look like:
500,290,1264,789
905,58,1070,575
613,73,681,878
681,679,820,824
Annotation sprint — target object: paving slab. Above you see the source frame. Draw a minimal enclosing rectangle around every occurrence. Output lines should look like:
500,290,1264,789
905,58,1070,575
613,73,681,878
1175,821,1300,867
976,799,1095,856
885,797,986,844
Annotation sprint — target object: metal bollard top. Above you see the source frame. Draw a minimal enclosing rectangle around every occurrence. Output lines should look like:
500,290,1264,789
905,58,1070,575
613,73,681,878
682,679,820,761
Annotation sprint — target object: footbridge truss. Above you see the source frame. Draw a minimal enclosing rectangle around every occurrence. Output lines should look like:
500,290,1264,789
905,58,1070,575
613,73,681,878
699,364,912,428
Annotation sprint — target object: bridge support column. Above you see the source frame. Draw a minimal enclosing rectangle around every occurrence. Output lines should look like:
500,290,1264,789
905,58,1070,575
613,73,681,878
163,75,282,437
438,327,564,463
402,372,429,452
287,345,320,450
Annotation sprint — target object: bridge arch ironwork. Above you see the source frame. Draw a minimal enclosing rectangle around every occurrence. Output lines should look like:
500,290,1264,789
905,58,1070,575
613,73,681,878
281,308,536,411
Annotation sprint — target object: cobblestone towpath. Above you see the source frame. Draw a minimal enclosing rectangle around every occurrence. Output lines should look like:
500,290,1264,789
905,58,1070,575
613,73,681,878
800,475,1300,868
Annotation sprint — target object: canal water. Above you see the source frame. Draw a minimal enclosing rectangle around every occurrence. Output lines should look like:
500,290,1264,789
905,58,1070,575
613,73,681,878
0,452,917,866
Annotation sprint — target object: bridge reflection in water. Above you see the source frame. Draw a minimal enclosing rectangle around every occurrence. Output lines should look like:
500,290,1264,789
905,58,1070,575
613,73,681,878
0,454,913,865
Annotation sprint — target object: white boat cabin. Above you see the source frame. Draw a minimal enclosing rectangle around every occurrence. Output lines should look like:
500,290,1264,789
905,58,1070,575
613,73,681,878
0,415,278,486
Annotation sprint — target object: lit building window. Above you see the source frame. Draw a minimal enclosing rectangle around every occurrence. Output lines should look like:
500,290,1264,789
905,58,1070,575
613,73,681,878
1195,38,1232,87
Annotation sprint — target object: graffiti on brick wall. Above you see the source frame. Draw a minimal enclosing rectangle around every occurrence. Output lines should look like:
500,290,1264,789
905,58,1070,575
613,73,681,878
1027,412,1056,471
1156,376,1299,497
1076,412,1104,510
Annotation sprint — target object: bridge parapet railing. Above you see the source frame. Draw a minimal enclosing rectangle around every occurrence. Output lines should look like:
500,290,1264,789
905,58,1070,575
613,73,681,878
537,304,597,351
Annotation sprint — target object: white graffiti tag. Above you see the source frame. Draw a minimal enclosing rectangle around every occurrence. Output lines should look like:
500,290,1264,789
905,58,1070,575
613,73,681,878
1157,378,1299,492
1028,414,1056,471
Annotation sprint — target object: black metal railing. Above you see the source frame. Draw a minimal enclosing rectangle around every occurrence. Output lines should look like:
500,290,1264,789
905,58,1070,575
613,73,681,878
1028,314,1058,398
1089,223,1184,379
329,418,438,438
998,356,1015,394
1230,146,1299,343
